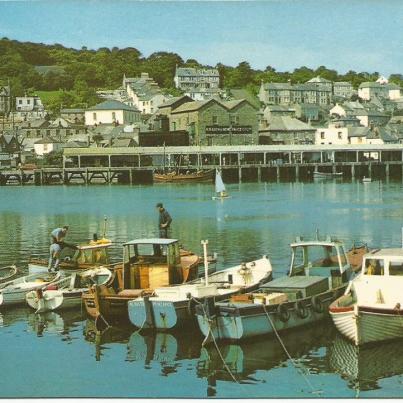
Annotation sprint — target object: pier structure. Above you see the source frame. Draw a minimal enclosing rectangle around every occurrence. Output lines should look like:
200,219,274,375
1,144,403,185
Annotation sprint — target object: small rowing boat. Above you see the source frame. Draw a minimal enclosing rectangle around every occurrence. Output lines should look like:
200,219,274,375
26,267,113,313
0,265,19,283
0,271,61,307
154,169,214,183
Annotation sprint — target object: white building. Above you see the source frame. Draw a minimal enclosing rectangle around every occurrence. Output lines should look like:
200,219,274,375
15,94,46,118
34,137,62,156
85,100,141,126
174,67,220,100
315,124,349,145
358,82,401,101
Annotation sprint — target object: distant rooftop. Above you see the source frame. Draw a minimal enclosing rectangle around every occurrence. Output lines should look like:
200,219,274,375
87,100,139,112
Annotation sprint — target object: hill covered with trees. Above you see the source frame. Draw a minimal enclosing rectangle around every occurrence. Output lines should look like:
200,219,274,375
1,37,402,114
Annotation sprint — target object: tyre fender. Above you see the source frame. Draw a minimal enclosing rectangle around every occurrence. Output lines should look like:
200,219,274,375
277,303,290,322
311,296,324,313
295,300,309,319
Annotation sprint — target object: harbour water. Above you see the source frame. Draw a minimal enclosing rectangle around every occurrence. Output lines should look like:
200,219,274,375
1,179,403,397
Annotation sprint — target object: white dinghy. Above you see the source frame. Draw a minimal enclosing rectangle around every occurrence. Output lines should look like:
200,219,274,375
0,272,61,307
26,267,112,313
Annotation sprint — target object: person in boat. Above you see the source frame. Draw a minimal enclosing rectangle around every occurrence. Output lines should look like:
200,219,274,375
50,226,69,246
48,241,61,272
156,203,172,238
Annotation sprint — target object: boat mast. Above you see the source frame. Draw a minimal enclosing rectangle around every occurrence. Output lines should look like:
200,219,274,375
103,216,108,238
201,240,209,286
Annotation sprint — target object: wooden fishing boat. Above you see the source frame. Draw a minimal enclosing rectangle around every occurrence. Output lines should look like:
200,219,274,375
28,237,114,275
329,248,403,346
196,235,367,342
0,271,61,307
82,238,200,328
313,170,343,179
127,251,273,330
25,267,113,313
154,169,214,183
0,265,19,283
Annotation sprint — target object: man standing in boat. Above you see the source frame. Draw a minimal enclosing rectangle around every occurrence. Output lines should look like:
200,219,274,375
156,203,172,238
48,225,70,272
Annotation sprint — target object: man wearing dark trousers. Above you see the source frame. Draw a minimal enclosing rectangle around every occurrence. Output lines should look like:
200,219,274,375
156,203,172,238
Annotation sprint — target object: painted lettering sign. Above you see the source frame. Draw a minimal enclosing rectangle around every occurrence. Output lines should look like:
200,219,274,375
205,125,252,135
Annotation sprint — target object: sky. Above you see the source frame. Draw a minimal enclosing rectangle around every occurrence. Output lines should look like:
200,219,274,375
0,0,402,75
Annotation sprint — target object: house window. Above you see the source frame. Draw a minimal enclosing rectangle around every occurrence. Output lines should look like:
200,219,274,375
27,99,30,104
112,112,116,121
93,112,97,120
230,114,239,125
338,132,342,139
212,116,218,125
320,132,325,139
172,122,177,131
43,144,48,152
18,100,22,105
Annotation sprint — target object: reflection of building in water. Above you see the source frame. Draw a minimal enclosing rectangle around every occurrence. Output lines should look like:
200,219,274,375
329,334,403,393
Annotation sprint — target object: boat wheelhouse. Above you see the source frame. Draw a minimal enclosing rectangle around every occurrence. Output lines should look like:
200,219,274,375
82,238,199,327
329,248,403,346
196,236,364,341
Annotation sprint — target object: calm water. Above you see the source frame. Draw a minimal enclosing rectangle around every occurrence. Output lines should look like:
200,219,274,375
1,180,403,398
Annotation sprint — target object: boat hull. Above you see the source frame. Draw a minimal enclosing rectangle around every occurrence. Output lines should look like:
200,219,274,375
153,170,214,183
26,289,85,313
330,303,403,346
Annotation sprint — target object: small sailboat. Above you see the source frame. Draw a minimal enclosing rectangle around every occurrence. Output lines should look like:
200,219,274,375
212,169,230,200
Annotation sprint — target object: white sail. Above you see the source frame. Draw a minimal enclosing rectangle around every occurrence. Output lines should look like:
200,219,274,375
215,170,226,193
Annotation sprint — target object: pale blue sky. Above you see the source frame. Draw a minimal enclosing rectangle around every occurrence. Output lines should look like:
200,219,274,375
0,0,402,75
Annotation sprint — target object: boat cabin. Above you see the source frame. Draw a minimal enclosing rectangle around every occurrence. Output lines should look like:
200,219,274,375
361,249,403,277
58,240,111,267
122,238,183,289
289,236,351,285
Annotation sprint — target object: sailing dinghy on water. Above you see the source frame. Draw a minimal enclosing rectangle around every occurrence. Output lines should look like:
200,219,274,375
212,169,230,200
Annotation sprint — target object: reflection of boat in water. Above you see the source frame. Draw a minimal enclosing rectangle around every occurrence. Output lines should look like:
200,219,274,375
197,320,335,383
127,330,202,369
329,334,403,391
26,309,86,337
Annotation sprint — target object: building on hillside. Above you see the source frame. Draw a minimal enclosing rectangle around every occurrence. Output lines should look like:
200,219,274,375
174,67,220,100
306,76,333,92
358,82,401,101
157,95,194,116
0,85,11,115
85,100,141,126
333,82,354,98
34,137,63,156
123,73,166,114
169,98,259,146
61,108,85,124
355,109,390,127
0,132,21,154
15,94,45,119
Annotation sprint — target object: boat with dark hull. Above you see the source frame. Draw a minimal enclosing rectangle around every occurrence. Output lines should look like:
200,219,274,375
196,235,367,342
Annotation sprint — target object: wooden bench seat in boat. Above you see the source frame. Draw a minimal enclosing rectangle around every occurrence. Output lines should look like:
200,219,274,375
117,289,145,298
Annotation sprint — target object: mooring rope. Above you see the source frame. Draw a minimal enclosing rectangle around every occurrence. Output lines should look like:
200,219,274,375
262,304,322,395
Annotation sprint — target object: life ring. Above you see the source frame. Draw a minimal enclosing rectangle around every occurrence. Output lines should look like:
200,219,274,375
311,296,324,313
277,303,290,322
295,300,309,319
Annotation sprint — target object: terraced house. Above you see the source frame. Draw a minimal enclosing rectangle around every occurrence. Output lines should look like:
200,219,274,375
168,98,259,145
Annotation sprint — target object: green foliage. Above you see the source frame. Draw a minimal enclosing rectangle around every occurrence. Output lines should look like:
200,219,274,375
42,150,63,167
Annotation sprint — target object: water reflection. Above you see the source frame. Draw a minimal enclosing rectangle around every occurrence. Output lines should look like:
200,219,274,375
329,334,403,393
127,330,202,374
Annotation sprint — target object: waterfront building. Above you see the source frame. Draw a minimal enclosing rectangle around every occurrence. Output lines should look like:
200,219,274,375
315,124,349,145
174,66,220,101
0,85,11,115
157,95,194,116
34,136,63,156
169,98,259,146
259,107,316,145
85,100,141,126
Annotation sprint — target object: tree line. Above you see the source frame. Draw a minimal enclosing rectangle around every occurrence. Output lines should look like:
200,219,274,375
1,37,402,114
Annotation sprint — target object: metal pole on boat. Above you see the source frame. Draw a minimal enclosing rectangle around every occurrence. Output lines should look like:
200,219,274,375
103,216,107,238
201,240,209,286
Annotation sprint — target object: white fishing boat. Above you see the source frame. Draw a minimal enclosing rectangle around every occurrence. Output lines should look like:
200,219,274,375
127,240,273,330
212,169,230,200
26,267,112,313
195,235,366,342
329,248,403,346
0,271,61,307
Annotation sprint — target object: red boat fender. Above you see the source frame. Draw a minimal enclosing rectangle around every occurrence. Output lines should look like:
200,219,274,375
46,284,58,291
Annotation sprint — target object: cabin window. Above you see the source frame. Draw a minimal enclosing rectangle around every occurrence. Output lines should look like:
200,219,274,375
389,260,403,276
364,258,384,275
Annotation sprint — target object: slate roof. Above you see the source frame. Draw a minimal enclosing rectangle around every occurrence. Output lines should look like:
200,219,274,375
264,116,315,132
348,127,370,137
264,82,293,90
34,136,62,144
87,100,139,112
61,108,84,113
176,67,219,76
307,76,332,83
